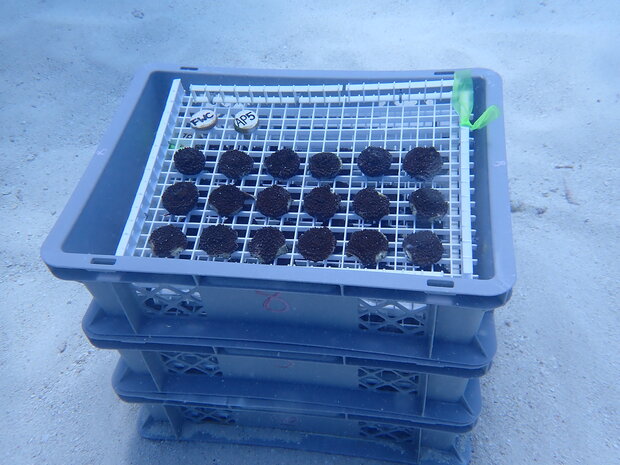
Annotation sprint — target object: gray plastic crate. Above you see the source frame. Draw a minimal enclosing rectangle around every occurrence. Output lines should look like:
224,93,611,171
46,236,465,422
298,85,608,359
138,401,471,465
41,66,514,305
83,300,496,375
115,346,473,407
112,360,480,431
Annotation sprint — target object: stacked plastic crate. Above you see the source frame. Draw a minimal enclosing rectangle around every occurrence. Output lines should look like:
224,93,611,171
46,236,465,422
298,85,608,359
42,67,515,465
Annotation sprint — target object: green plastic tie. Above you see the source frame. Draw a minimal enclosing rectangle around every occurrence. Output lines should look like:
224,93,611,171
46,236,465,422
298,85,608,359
168,141,186,150
451,70,500,130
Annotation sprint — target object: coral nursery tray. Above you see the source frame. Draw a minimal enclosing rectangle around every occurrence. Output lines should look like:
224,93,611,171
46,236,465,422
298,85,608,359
42,66,515,307
117,77,474,276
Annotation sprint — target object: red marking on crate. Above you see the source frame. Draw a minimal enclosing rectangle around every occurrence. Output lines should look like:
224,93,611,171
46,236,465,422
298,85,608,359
256,291,290,313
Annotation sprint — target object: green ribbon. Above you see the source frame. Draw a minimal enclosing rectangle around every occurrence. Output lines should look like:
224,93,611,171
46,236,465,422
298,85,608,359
451,70,500,130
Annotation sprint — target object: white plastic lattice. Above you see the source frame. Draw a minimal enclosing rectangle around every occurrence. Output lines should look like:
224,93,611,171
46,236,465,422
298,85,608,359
117,78,477,277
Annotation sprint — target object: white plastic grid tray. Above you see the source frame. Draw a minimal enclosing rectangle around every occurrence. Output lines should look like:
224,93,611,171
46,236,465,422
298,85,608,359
117,78,477,278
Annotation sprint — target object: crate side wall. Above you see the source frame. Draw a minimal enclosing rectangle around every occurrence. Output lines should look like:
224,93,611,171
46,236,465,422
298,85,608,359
62,74,170,254
115,348,472,403
140,401,470,464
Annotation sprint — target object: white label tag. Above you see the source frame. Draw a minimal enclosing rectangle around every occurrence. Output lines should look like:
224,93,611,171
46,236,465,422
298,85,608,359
189,109,218,130
234,110,259,133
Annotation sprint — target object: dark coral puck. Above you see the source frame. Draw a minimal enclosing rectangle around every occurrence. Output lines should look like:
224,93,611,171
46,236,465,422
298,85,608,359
256,185,292,218
249,227,288,264
402,147,443,180
173,147,205,175
402,231,444,266
217,149,254,180
199,224,238,258
409,188,448,220
148,225,187,258
346,229,389,267
208,184,252,217
162,182,199,215
264,148,300,179
357,146,392,177
304,185,341,222
298,227,336,262
353,187,390,223
308,152,342,179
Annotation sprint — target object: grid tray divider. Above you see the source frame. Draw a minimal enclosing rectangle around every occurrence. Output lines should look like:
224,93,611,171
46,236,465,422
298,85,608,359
459,126,474,277
117,78,478,278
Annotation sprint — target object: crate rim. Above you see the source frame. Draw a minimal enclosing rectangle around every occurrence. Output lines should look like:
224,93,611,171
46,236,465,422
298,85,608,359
41,65,515,308
82,299,496,377
138,404,471,465
112,360,480,433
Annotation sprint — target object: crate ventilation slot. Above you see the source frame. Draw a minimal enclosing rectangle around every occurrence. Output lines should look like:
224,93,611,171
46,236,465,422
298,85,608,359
160,352,222,376
358,422,420,444
358,299,426,334
358,368,420,394
134,285,206,316
180,406,235,424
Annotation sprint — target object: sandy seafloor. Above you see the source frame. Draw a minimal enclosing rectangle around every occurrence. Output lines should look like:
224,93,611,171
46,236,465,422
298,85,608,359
1,1,619,464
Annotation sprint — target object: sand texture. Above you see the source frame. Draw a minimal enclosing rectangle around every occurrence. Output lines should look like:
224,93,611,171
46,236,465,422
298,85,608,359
0,1,619,464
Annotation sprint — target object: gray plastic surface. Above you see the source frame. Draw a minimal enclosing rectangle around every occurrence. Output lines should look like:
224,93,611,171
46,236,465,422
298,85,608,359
81,278,492,351
112,360,481,432
83,300,496,376
138,402,471,465
115,347,470,405
42,65,515,310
